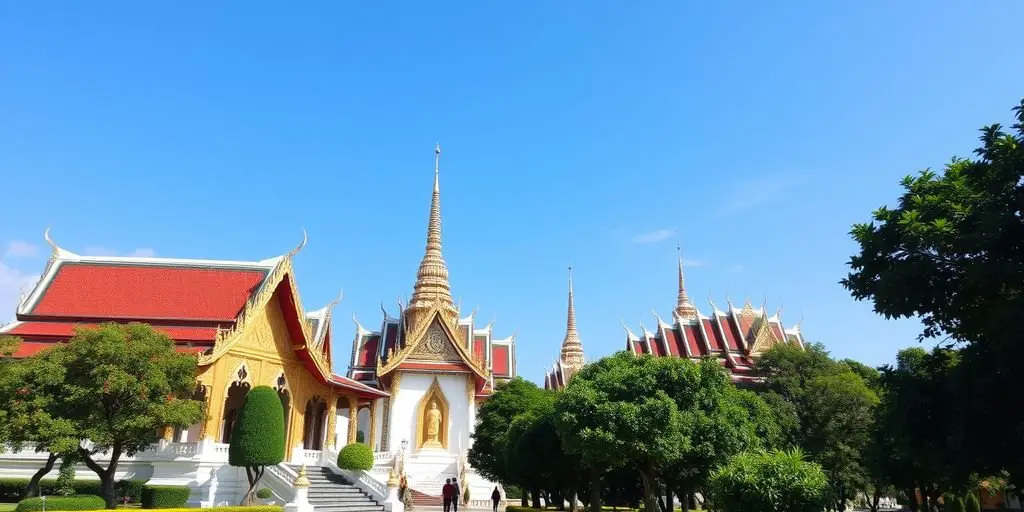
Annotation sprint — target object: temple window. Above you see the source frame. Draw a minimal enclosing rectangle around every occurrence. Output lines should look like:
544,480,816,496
274,374,291,440
220,368,252,443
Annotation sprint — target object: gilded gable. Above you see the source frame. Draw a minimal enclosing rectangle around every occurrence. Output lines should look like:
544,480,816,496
409,320,462,362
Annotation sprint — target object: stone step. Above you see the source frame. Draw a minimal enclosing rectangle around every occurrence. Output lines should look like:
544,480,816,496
306,502,385,511
309,495,376,502
313,507,384,512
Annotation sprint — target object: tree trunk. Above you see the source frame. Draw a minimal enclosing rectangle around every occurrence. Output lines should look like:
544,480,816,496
589,468,602,512
242,466,265,505
663,478,674,512
79,442,122,509
520,490,529,508
531,487,542,509
869,490,881,512
25,453,59,498
568,489,578,512
638,466,659,512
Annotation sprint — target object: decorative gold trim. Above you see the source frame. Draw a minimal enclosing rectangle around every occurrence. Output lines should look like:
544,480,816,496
748,313,780,356
368,399,378,450
376,308,488,379
347,396,359,444
415,377,449,450
325,399,338,448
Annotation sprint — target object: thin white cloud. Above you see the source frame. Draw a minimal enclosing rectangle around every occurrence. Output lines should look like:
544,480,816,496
128,248,157,257
0,261,39,323
632,229,674,244
715,173,806,218
4,241,38,258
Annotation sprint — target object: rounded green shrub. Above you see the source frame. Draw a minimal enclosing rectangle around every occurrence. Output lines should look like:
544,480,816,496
965,492,980,512
337,443,374,470
229,386,286,468
141,485,191,509
15,495,105,512
709,449,829,512
256,488,273,500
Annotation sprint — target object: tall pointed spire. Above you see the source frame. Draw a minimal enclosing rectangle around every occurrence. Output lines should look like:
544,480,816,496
409,144,455,313
674,242,699,320
559,263,585,373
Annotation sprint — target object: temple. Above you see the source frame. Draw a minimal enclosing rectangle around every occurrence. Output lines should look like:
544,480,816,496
621,246,805,382
544,266,585,391
345,144,515,501
0,146,514,509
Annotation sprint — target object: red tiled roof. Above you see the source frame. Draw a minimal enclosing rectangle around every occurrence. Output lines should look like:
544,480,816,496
28,263,267,321
9,339,208,358
5,321,219,342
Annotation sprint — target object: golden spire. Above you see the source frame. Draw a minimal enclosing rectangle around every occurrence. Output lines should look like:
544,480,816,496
674,242,699,320
560,263,585,372
409,144,455,313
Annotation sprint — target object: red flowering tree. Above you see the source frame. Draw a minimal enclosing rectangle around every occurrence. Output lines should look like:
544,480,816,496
26,323,205,508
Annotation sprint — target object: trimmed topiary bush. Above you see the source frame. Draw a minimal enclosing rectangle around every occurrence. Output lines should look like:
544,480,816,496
256,488,273,500
337,443,374,470
15,495,106,512
709,449,829,512
141,485,191,509
229,385,285,505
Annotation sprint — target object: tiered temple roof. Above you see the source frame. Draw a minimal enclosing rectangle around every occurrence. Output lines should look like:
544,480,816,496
622,247,805,383
0,230,385,399
545,266,584,390
346,145,516,396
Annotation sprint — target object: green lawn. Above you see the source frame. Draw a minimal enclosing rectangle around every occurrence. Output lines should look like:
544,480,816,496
0,503,17,512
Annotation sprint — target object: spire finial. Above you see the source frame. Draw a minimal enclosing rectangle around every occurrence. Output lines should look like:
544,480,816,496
559,261,585,373
410,144,455,316
287,229,308,258
674,242,699,320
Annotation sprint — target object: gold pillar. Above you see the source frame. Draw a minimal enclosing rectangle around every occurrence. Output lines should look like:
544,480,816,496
368,400,378,449
197,385,213,440
347,395,358,444
325,396,338,448
162,426,175,441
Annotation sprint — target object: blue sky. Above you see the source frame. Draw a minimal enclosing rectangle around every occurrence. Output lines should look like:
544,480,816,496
2,2,1022,383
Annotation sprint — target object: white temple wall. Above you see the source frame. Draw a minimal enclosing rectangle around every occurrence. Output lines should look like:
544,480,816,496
335,414,350,448
387,372,471,454
372,401,385,451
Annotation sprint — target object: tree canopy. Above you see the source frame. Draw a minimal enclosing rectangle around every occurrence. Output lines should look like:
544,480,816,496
469,377,547,486
229,385,285,505
842,98,1024,485
1,323,205,508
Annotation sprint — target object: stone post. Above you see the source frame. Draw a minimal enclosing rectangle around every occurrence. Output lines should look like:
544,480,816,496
386,465,405,512
284,465,314,512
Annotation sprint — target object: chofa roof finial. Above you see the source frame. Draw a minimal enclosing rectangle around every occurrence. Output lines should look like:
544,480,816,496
287,229,308,258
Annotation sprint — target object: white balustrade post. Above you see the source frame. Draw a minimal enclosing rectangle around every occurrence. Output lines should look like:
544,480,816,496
284,465,314,512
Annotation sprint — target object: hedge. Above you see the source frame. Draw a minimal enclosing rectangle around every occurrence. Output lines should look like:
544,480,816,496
141,486,191,509
15,495,106,512
0,478,147,503
337,443,373,470
18,508,282,512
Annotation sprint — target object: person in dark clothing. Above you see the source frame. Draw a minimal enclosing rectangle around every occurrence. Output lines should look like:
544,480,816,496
442,478,453,512
451,478,460,512
491,486,501,512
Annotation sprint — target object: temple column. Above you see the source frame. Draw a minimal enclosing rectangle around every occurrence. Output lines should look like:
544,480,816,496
368,400,378,449
347,396,359,444
197,385,213,440
466,376,476,453
324,396,338,449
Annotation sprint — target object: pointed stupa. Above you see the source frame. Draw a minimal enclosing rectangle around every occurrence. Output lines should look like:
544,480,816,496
674,243,699,320
559,264,585,372
408,144,457,317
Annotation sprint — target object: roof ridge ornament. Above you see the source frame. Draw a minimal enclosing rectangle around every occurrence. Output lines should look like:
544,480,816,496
287,229,308,259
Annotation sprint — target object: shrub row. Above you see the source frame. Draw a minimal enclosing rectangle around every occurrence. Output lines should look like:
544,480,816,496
507,507,639,512
140,486,191,509
0,478,146,502
15,495,106,512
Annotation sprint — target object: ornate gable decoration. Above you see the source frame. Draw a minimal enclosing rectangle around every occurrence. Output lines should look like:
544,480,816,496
409,320,462,362
748,313,781,356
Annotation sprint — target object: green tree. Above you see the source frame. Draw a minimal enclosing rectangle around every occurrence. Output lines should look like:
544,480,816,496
877,347,960,512
0,344,81,498
229,385,286,505
469,377,546,504
842,98,1024,485
555,353,769,512
708,449,829,512
506,390,582,511
44,323,204,508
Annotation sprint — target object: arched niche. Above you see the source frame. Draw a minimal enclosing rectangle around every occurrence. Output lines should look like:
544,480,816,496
302,395,328,451
273,373,291,440
415,377,449,451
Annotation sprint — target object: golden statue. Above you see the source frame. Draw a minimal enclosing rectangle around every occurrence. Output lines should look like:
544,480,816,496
423,401,442,448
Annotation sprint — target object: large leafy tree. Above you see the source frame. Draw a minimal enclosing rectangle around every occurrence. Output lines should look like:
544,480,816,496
753,343,880,510
0,340,79,498
876,347,961,512
842,98,1024,485
37,323,205,508
556,353,770,512
229,385,285,505
469,377,547,504
506,390,581,511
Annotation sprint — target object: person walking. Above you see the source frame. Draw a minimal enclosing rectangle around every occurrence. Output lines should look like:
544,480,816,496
451,478,461,512
442,478,453,512
491,486,501,512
